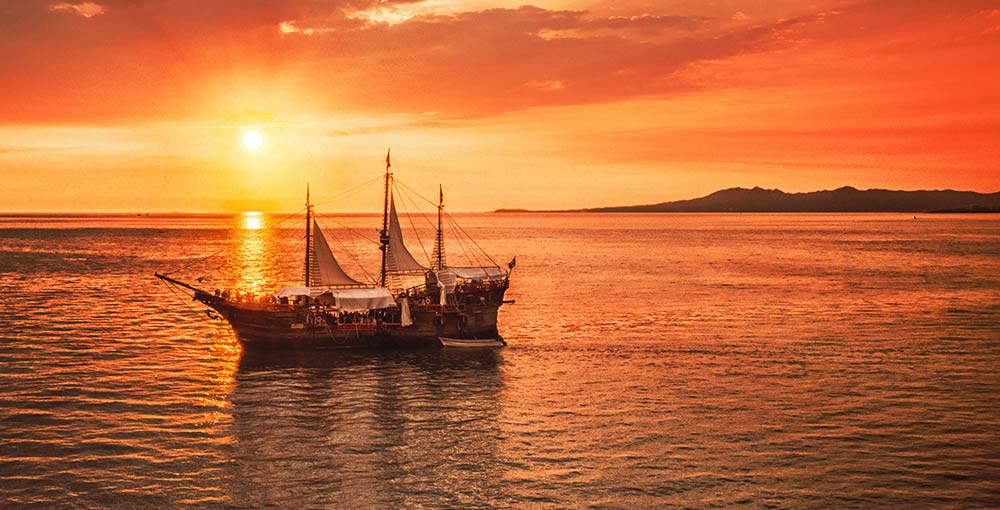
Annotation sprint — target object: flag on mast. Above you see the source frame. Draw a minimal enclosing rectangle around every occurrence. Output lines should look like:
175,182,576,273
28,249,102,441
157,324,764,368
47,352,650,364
386,148,391,169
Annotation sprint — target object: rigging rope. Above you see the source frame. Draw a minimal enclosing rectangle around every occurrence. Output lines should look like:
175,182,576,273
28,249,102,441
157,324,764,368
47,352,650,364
320,216,381,246
169,205,307,276
445,212,499,268
156,277,219,322
395,176,500,268
394,181,438,229
309,175,385,211
445,209,499,267
391,182,433,265
394,179,440,209
315,214,378,285
445,212,478,266
165,175,382,282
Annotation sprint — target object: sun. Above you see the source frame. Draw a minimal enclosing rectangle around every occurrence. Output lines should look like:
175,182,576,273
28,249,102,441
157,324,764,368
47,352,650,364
241,129,264,151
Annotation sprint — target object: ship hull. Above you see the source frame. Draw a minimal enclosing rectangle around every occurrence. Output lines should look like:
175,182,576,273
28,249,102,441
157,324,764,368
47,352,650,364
195,291,504,349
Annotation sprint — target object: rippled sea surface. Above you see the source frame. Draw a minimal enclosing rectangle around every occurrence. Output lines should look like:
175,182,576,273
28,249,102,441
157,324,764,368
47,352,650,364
1,212,999,509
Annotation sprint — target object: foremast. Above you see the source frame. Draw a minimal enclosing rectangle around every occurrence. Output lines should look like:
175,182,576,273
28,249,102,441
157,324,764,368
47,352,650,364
379,149,392,287
304,183,312,287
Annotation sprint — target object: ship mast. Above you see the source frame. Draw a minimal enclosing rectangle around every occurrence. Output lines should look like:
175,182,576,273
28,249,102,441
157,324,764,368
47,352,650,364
435,184,445,270
379,149,392,287
304,183,311,287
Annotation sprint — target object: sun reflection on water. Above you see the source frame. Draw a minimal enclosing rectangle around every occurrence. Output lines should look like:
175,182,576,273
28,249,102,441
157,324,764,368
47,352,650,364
242,211,263,230
231,212,281,297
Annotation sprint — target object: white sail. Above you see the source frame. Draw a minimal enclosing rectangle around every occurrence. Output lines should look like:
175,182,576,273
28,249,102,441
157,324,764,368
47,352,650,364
312,220,364,286
387,196,428,273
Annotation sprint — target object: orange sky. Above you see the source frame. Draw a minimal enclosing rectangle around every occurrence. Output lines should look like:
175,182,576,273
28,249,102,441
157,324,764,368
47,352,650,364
0,0,998,212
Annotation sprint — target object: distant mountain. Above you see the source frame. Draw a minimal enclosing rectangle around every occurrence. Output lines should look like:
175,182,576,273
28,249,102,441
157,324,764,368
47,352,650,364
573,186,1000,213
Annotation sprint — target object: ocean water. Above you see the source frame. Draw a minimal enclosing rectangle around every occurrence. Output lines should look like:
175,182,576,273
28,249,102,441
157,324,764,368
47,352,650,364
1,212,998,509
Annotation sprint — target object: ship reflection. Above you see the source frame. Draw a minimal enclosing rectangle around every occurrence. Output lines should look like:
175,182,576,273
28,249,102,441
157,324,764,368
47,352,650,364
227,348,507,508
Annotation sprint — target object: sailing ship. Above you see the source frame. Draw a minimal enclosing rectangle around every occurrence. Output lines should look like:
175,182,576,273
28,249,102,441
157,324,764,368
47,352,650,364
155,152,513,348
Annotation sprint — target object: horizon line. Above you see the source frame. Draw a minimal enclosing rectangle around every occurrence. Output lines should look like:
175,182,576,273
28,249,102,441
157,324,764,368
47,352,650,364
2,185,998,216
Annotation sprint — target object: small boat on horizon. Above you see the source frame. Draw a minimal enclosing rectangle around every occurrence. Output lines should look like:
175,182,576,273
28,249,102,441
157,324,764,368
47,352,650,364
156,151,515,349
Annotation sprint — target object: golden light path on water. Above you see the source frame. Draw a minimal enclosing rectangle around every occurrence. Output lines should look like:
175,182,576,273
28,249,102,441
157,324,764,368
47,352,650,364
242,211,263,231
232,212,275,297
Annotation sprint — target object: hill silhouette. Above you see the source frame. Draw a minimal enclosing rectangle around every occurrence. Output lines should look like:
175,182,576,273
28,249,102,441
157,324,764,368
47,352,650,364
564,186,1000,213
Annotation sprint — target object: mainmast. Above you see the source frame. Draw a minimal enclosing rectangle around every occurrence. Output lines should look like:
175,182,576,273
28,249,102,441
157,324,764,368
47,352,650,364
379,149,392,287
304,183,311,287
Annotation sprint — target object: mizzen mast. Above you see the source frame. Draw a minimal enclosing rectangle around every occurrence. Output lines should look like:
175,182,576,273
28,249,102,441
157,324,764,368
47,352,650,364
433,184,447,270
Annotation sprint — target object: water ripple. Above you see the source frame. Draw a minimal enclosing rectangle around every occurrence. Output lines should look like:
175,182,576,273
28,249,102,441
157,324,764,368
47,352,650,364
2,214,999,508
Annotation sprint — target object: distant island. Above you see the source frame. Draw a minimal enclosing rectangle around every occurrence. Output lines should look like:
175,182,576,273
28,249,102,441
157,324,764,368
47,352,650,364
496,186,1000,213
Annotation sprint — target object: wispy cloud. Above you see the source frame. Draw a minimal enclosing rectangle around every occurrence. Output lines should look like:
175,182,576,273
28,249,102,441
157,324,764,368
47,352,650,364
278,21,336,36
49,1,104,19
525,80,566,92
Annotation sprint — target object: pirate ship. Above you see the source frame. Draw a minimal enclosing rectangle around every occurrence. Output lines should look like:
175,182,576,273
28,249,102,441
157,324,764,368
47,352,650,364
155,151,513,348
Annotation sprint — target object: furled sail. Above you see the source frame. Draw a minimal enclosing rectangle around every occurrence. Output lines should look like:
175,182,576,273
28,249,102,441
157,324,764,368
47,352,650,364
400,296,413,326
386,196,428,273
436,269,457,305
311,220,364,286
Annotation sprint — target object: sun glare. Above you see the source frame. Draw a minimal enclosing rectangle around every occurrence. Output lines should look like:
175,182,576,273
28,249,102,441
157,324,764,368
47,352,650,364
242,211,263,230
241,129,264,151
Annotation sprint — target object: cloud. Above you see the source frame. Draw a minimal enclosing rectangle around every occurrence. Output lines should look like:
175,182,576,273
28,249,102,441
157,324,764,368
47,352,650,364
278,20,337,35
2,0,998,122
280,4,789,115
349,5,418,25
525,80,566,92
0,145,78,154
588,13,709,30
49,1,104,18
0,2,779,121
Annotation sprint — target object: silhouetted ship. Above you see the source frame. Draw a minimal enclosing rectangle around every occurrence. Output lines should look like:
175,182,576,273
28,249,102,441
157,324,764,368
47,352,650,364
156,152,513,348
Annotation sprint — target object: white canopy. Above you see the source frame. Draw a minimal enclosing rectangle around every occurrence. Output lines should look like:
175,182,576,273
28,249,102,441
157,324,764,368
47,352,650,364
322,287,396,310
433,266,506,305
273,286,396,310
445,266,507,280
274,286,326,299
